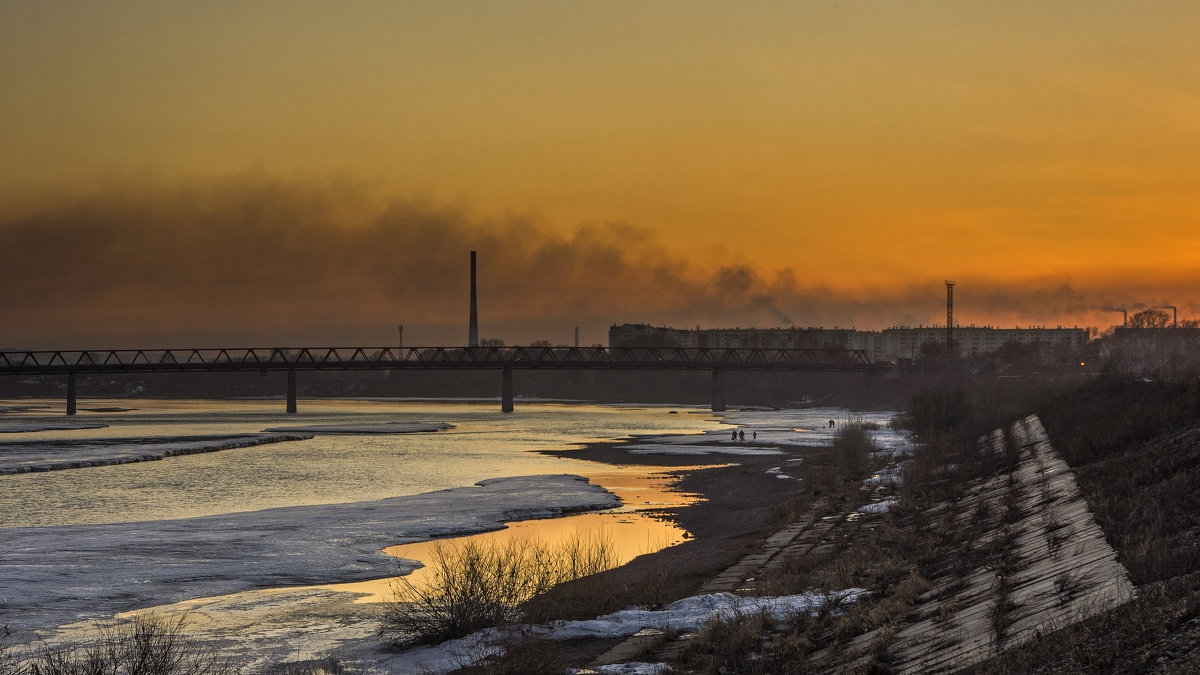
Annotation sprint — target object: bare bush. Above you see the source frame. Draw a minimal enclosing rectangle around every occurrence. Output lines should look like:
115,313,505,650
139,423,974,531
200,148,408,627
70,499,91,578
27,613,232,675
380,532,616,648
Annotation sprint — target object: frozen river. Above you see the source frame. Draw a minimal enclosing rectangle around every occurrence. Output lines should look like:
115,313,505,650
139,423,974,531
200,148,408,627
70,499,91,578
0,399,724,527
0,399,727,665
0,399,905,670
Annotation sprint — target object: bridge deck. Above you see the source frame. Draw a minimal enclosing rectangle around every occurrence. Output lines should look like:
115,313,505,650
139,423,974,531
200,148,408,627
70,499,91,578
1,346,879,375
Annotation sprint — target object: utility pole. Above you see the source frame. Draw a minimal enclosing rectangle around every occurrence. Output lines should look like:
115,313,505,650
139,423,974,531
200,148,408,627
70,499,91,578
398,324,404,350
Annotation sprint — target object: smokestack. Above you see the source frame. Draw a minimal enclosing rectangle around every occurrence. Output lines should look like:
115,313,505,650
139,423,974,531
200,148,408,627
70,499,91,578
469,251,479,347
945,280,955,357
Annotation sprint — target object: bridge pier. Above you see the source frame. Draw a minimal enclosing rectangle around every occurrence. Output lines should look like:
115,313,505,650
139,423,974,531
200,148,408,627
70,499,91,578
286,370,297,414
501,367,514,413
711,369,726,412
66,372,77,416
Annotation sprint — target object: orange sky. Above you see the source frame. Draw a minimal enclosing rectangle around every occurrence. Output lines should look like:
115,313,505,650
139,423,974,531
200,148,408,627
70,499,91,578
2,2,1199,347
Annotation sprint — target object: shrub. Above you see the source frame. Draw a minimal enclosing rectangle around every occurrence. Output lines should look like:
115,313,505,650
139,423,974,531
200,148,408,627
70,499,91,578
27,613,233,675
380,532,616,648
828,421,875,482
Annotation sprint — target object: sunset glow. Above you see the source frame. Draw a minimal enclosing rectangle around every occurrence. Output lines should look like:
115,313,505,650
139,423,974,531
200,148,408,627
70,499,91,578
3,2,1199,347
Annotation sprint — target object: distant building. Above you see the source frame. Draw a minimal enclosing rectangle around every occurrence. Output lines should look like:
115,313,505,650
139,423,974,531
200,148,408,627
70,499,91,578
609,323,1088,364
1105,326,1200,372
608,324,855,351
881,325,1088,362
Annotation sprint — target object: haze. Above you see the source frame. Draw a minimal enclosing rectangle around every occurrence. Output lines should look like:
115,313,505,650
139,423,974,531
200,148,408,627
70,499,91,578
2,2,1198,348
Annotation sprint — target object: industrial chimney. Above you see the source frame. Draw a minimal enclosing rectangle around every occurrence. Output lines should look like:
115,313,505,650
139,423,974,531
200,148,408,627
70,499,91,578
469,251,479,347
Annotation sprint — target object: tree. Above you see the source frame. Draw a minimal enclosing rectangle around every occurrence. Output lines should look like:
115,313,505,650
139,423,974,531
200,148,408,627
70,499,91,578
479,338,506,347
1128,309,1171,328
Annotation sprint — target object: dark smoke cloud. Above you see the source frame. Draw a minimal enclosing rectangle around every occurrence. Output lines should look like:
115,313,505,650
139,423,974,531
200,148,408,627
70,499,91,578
1,176,1196,348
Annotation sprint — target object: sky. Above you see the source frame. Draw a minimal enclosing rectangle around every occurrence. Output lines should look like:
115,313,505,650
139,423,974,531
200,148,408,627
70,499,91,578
2,1,1199,348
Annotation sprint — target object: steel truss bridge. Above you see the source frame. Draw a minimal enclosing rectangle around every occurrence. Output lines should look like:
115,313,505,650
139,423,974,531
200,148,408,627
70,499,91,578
0,346,881,414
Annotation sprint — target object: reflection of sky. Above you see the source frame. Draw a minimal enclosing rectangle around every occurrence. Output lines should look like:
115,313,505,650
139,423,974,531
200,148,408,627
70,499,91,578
0,399,723,527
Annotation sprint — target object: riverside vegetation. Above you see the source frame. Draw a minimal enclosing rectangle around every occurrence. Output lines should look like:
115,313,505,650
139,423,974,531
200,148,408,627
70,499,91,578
423,369,1200,672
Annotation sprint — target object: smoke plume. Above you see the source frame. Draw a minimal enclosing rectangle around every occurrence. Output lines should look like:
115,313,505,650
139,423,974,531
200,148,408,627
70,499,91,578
1,176,1196,348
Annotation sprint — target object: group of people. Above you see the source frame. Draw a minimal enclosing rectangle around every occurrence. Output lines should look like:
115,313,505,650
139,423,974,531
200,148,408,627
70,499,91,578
726,420,836,442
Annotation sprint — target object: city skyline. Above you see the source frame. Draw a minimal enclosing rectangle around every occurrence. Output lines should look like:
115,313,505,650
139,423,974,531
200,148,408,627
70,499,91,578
2,2,1198,348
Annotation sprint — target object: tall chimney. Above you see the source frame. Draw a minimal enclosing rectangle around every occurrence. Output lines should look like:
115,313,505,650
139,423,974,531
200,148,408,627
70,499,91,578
945,280,955,358
469,251,479,347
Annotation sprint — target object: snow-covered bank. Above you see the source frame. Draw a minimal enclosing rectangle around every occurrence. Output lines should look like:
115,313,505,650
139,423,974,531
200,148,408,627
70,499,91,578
0,474,618,634
262,421,453,434
0,433,312,474
376,590,867,674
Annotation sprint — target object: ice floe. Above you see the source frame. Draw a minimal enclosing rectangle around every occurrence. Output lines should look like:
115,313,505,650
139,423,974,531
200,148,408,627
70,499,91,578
0,422,109,433
0,433,311,474
0,474,618,634
261,421,453,434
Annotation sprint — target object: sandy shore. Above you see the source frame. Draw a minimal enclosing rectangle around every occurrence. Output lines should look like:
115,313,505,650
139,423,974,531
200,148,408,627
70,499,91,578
535,436,825,614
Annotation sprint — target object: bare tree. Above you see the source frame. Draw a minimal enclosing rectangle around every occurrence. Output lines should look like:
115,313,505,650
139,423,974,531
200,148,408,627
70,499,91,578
1128,309,1171,328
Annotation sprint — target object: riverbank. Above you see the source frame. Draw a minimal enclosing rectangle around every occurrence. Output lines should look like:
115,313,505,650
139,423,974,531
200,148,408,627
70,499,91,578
1,402,907,672
346,416,901,672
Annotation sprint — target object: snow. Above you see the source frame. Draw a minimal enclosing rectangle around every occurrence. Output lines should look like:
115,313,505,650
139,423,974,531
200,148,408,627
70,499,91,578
374,590,867,674
624,444,784,456
0,422,109,433
0,433,311,474
261,421,453,434
586,664,672,675
0,474,619,634
545,590,865,638
857,497,899,514
765,466,798,480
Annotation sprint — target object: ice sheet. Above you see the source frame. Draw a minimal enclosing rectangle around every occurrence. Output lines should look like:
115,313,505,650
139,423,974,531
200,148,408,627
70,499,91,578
261,421,453,434
0,474,618,634
0,433,311,474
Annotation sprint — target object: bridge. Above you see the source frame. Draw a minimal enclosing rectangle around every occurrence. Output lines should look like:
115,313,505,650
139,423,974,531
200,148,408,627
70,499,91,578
0,345,883,414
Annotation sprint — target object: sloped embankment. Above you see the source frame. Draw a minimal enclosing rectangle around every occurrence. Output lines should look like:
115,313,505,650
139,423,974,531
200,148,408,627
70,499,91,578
873,415,1134,672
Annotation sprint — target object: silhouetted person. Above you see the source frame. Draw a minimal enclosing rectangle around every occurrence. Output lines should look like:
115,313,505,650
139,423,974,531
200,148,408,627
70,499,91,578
828,419,835,429
752,431,757,440
738,430,744,441
731,429,737,440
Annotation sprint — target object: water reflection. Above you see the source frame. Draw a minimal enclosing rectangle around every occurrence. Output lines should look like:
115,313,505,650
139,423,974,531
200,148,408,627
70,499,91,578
0,399,722,527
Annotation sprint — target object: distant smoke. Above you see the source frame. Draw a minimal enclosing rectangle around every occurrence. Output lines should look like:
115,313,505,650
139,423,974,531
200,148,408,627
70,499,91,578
0,175,1195,347
753,296,795,327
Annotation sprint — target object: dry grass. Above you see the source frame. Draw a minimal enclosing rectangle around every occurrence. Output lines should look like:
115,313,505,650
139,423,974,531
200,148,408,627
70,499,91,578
379,532,617,648
20,613,233,675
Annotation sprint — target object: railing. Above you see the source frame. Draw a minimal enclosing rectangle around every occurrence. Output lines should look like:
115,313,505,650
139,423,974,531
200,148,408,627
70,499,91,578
0,346,877,375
